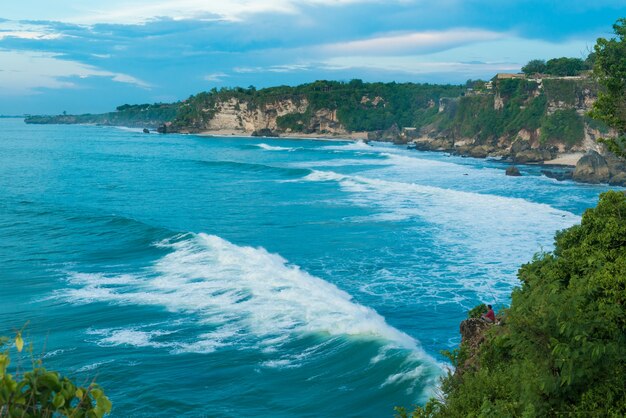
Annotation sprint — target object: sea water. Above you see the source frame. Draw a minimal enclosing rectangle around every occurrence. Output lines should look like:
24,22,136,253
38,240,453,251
0,118,612,417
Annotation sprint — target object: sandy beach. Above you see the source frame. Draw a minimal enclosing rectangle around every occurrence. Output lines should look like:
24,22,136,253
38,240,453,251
543,152,584,167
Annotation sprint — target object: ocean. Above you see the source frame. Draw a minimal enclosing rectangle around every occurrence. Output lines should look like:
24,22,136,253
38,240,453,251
0,118,612,417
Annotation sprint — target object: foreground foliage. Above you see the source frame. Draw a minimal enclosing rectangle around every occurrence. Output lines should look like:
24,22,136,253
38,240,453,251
400,191,626,417
0,334,112,417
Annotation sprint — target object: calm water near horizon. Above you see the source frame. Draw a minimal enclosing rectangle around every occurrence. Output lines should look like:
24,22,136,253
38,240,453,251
0,118,613,417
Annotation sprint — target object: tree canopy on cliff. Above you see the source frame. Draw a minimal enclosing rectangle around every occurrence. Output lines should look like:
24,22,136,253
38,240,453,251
171,80,465,133
521,57,591,76
399,191,626,417
590,18,626,157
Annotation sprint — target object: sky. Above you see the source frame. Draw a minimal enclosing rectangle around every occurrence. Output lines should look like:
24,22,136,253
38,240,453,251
0,1,624,114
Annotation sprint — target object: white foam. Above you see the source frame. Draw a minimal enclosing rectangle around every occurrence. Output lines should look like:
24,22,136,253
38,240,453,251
87,328,175,349
113,126,146,133
290,158,391,168
256,143,296,152
321,141,372,152
75,359,115,373
64,234,427,357
297,169,580,301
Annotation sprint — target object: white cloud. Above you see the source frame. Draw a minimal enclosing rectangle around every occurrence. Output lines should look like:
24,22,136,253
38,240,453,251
0,22,66,41
320,29,506,56
203,72,228,82
0,49,150,95
49,0,392,25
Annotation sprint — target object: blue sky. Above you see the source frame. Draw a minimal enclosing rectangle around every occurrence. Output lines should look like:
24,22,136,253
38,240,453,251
1,1,624,114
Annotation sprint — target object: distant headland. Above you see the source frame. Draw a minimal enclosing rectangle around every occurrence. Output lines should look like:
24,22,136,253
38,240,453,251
25,54,625,186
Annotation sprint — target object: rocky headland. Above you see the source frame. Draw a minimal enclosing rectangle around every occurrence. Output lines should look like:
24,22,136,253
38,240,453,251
25,77,625,185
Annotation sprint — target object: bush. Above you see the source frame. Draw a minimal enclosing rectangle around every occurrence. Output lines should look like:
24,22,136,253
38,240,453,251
540,109,585,145
0,332,112,417
400,191,626,417
468,304,488,319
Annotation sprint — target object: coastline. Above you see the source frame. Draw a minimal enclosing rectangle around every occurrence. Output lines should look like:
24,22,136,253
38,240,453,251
196,129,368,141
541,152,584,167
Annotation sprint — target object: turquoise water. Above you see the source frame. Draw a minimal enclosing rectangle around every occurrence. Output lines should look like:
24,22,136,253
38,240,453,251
0,118,612,417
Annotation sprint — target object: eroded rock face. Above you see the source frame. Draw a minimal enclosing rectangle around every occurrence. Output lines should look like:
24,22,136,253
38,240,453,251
573,150,610,183
506,166,521,176
609,172,626,186
457,318,491,375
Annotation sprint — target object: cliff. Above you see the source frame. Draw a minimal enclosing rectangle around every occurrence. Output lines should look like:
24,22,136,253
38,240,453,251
24,77,625,184
405,191,626,417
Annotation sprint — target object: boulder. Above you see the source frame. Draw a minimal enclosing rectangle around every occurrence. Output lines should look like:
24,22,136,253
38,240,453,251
251,128,279,137
381,123,401,142
413,137,453,151
514,149,545,163
609,172,626,186
510,139,531,155
573,150,610,184
505,166,521,176
468,145,494,159
143,128,150,134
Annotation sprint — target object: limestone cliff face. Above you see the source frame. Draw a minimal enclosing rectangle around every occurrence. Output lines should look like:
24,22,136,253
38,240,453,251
203,98,310,133
197,98,348,135
411,79,614,162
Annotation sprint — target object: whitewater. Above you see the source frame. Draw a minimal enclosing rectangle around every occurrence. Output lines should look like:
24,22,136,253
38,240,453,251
0,119,612,417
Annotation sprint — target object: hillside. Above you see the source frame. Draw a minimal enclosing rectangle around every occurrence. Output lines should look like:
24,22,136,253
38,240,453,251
398,191,626,417
25,103,179,129
24,75,625,185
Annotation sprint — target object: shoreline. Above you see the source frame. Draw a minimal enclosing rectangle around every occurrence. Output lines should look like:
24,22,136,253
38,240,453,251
196,129,367,142
541,152,584,167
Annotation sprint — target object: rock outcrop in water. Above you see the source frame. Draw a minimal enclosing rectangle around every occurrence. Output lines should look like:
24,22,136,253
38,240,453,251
572,150,626,185
573,150,610,183
505,166,521,176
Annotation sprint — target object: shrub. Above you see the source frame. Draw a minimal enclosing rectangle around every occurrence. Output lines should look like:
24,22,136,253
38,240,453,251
0,332,112,417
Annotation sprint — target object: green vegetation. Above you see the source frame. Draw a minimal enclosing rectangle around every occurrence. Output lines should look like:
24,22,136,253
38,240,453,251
1,331,112,417
521,59,547,75
522,56,592,76
467,304,488,319
589,18,626,156
172,80,465,133
540,109,585,145
433,79,563,143
398,191,626,417
25,103,179,128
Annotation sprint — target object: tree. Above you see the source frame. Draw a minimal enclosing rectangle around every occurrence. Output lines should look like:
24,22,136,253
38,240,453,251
589,18,626,157
399,191,626,417
545,57,586,76
521,59,546,75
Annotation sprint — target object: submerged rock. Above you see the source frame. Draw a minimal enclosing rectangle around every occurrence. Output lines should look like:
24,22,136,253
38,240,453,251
542,169,573,181
573,150,610,183
251,128,279,137
505,166,521,176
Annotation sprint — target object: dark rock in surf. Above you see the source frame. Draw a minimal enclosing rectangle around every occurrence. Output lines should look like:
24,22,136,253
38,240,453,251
505,166,521,176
